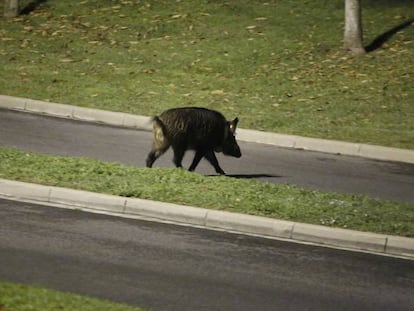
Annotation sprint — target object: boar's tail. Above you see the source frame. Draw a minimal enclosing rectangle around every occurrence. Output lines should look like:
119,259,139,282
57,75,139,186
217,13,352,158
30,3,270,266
152,116,166,134
151,116,169,148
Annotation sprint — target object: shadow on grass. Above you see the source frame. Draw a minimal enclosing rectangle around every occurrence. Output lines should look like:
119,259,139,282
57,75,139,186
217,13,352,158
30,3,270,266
20,0,47,15
365,18,414,53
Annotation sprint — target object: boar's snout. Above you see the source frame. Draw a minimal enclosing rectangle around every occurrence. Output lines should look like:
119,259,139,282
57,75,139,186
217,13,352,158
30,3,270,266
223,140,241,158
234,146,242,158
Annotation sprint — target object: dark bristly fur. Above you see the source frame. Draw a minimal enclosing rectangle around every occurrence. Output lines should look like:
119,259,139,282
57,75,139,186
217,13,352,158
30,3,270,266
146,107,241,175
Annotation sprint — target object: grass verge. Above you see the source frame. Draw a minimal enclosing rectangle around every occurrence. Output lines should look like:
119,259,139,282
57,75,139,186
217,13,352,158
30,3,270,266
1,147,413,237
0,281,145,311
0,0,413,148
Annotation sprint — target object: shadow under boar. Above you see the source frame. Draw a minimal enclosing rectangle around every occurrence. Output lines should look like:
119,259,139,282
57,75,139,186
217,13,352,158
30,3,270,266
146,107,241,175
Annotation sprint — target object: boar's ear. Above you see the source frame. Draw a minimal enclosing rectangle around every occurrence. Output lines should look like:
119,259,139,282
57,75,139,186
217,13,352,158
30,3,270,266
229,117,239,134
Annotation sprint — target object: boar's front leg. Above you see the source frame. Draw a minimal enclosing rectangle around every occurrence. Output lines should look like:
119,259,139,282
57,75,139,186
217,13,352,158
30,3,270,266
204,151,225,175
189,150,226,175
188,150,204,172
172,145,186,168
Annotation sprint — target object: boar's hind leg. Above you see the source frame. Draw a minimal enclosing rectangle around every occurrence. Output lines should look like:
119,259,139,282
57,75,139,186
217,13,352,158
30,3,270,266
172,146,186,168
204,151,225,175
146,146,168,168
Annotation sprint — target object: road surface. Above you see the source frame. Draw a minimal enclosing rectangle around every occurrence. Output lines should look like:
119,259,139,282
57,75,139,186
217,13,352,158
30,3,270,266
1,199,413,311
1,109,413,203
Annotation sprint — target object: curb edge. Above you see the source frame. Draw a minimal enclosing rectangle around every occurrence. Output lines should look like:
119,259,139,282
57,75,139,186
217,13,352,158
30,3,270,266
1,178,413,260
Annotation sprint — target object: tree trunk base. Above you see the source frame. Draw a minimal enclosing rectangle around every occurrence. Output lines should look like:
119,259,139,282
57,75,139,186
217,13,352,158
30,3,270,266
4,0,19,18
344,46,366,56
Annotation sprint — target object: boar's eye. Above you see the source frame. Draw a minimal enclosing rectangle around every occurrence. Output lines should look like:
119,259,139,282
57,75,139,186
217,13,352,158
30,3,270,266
229,117,239,134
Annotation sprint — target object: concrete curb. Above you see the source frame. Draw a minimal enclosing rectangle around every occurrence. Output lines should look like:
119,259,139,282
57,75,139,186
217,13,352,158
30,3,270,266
1,94,413,164
0,95,152,130
1,178,413,259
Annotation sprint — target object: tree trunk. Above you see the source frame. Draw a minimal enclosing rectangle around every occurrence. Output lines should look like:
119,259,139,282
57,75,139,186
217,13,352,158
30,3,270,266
344,0,365,55
4,0,19,18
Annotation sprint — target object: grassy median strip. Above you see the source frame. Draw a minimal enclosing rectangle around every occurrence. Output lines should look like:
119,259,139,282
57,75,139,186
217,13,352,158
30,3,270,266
0,281,145,311
0,0,413,148
1,147,413,237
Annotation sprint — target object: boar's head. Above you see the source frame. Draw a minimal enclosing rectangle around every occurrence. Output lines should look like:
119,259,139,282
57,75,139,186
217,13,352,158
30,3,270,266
220,117,241,158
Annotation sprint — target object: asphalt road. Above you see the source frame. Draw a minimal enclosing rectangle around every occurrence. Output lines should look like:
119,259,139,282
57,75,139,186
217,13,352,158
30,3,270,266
1,109,413,203
1,199,413,311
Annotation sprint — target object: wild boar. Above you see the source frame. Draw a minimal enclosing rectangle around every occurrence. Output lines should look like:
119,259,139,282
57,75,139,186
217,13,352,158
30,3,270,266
146,107,241,175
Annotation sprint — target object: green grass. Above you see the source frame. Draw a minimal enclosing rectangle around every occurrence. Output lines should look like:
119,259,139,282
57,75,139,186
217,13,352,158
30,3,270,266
1,147,413,237
0,0,413,148
0,281,145,311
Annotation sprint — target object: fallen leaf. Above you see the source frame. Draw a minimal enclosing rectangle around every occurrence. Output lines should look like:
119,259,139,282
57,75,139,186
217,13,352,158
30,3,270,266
211,89,226,95
143,68,156,74
60,58,75,63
